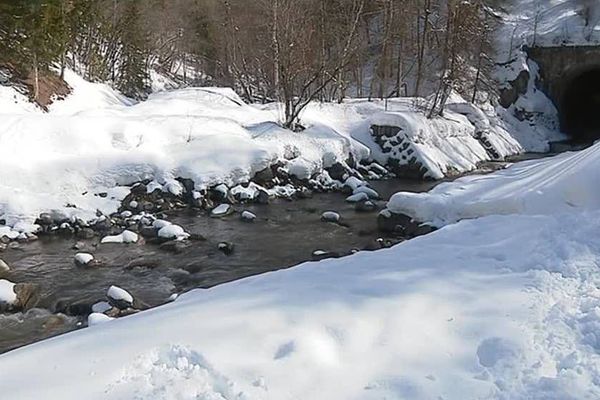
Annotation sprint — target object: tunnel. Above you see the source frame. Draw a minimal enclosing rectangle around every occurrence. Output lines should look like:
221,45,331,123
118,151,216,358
560,68,600,142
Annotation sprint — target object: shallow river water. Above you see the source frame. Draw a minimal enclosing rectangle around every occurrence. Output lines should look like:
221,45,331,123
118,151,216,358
0,178,440,353
0,149,570,354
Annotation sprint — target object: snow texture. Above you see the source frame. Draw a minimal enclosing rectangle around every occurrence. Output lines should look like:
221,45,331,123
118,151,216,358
74,253,94,266
0,70,366,230
4,198,600,398
157,224,189,240
0,279,16,305
107,286,133,304
100,230,139,244
389,142,600,226
0,65,537,230
88,313,114,327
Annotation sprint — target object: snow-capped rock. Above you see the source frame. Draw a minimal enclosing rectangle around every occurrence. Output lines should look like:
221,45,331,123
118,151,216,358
74,253,94,267
157,224,189,240
164,180,184,196
211,204,232,217
152,219,171,230
240,211,256,222
217,242,234,255
0,279,16,306
107,285,134,309
101,230,138,244
321,211,341,223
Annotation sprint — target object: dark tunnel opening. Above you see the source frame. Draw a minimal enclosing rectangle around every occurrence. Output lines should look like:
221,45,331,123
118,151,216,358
561,68,600,142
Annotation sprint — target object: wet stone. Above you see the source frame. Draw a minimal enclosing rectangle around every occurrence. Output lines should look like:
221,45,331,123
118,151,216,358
14,283,41,311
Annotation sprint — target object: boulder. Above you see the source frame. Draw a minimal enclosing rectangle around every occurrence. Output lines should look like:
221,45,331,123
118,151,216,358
321,211,341,223
241,211,257,222
326,162,349,182
217,242,235,255
157,224,189,241
353,186,380,200
377,209,413,234
107,285,134,310
211,203,232,217
14,283,40,311
74,253,95,267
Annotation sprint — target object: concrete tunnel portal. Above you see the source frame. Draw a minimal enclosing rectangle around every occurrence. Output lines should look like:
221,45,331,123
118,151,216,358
560,68,600,142
526,46,600,142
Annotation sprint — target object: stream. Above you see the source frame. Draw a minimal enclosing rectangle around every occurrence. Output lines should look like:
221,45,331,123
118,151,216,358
0,149,573,354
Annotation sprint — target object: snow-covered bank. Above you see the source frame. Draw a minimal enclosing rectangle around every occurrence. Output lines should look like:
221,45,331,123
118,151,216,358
0,70,369,228
0,68,530,230
2,207,600,399
389,142,600,226
301,98,522,180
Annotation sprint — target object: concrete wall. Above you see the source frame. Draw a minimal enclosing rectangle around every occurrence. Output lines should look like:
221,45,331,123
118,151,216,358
527,45,600,111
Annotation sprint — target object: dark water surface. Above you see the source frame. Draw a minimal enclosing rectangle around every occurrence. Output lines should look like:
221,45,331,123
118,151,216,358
0,178,436,353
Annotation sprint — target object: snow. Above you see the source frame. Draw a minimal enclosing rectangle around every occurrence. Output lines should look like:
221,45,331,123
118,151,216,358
241,211,257,222
211,204,232,217
498,0,600,49
157,224,189,240
2,140,600,397
100,230,139,244
74,253,94,266
107,286,133,304
0,279,16,305
152,219,172,230
0,226,19,240
0,56,562,230
300,98,524,180
321,211,341,223
4,202,600,398
87,313,114,327
0,70,375,230
388,142,600,227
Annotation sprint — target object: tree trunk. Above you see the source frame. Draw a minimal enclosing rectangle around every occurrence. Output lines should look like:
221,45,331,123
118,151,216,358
33,53,39,102
415,0,431,97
